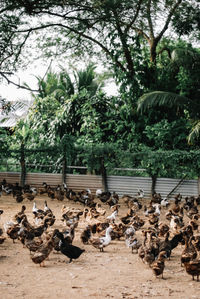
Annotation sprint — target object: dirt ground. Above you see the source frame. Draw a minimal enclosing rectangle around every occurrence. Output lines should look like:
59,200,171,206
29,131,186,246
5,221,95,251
1,193,200,299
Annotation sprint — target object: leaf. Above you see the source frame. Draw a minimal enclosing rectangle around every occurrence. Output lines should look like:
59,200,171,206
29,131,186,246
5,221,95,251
137,91,189,113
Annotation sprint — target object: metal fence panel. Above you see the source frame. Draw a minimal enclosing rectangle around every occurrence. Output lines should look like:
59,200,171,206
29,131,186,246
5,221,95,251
0,172,199,198
0,172,102,194
107,175,199,198
155,178,199,198
107,176,152,197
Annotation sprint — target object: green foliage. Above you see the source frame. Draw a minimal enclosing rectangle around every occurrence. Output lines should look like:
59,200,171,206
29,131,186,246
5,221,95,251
172,1,200,39
137,91,188,114
144,119,190,150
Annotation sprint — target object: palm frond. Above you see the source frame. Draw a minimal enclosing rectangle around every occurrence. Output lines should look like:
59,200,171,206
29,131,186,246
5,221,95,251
188,121,200,144
171,48,200,67
137,91,189,113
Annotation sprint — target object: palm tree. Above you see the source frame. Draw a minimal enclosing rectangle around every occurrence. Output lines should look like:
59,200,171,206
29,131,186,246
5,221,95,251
137,46,200,144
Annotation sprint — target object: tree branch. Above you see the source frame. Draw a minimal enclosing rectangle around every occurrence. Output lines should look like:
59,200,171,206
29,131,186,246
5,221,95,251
0,72,39,93
156,0,183,41
16,23,127,72
157,47,172,59
147,0,154,39
124,0,144,35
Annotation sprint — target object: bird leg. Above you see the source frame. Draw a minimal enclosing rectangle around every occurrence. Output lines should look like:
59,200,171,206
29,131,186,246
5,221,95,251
40,261,45,267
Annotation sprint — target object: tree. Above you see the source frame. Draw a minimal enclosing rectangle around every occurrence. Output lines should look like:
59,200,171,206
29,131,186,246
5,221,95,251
137,43,200,146
1,0,199,94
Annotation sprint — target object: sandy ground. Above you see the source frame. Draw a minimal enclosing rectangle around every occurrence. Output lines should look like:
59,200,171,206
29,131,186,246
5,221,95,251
1,193,200,299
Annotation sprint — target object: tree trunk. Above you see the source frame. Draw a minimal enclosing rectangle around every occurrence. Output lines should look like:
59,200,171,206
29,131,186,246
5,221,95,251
151,175,157,197
20,143,26,187
100,157,108,192
61,154,67,186
149,38,158,64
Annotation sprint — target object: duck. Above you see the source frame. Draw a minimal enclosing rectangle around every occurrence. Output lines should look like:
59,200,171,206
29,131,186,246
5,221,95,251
158,223,169,237
23,191,35,201
181,235,197,266
144,202,155,217
171,198,181,214
125,236,141,253
170,215,184,232
160,197,170,208
95,203,106,216
15,194,24,203
107,191,119,207
0,224,6,244
187,205,199,219
158,232,172,259
130,215,145,230
137,188,144,199
61,222,77,244
106,210,118,223
55,185,65,201
152,203,161,216
184,259,200,281
148,213,159,225
0,235,6,244
138,231,148,262
0,209,3,218
89,226,113,252
54,230,85,263
98,191,111,203
44,200,52,214
5,223,21,243
124,225,136,238
109,223,125,240
32,201,44,216
190,214,199,229
120,208,136,225
38,182,48,195
96,189,103,197
47,186,56,200
14,205,26,223
23,230,43,253
30,229,57,267
80,225,92,244
151,251,167,279
22,217,49,238
143,247,155,266
193,236,200,252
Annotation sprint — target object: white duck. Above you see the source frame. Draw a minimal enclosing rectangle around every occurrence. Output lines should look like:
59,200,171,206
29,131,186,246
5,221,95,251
170,215,181,231
161,197,170,208
89,226,113,252
124,225,136,238
44,200,52,214
125,236,141,253
153,203,161,216
107,210,118,223
96,189,103,197
137,188,144,198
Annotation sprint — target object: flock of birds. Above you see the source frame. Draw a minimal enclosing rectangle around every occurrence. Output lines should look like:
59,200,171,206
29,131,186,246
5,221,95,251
1,179,200,282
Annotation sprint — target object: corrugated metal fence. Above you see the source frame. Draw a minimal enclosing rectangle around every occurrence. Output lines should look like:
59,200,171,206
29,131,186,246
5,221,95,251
0,172,102,195
0,172,199,198
107,175,199,198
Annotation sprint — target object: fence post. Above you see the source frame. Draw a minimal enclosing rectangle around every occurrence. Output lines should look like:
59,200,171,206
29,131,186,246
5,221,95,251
100,157,108,192
20,143,26,187
62,155,67,186
151,175,157,197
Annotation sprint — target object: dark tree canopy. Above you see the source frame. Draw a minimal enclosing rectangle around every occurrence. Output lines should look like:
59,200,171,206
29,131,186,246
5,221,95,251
0,0,199,86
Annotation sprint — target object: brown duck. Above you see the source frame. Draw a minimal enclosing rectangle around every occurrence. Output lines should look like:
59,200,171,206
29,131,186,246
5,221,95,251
30,229,57,267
